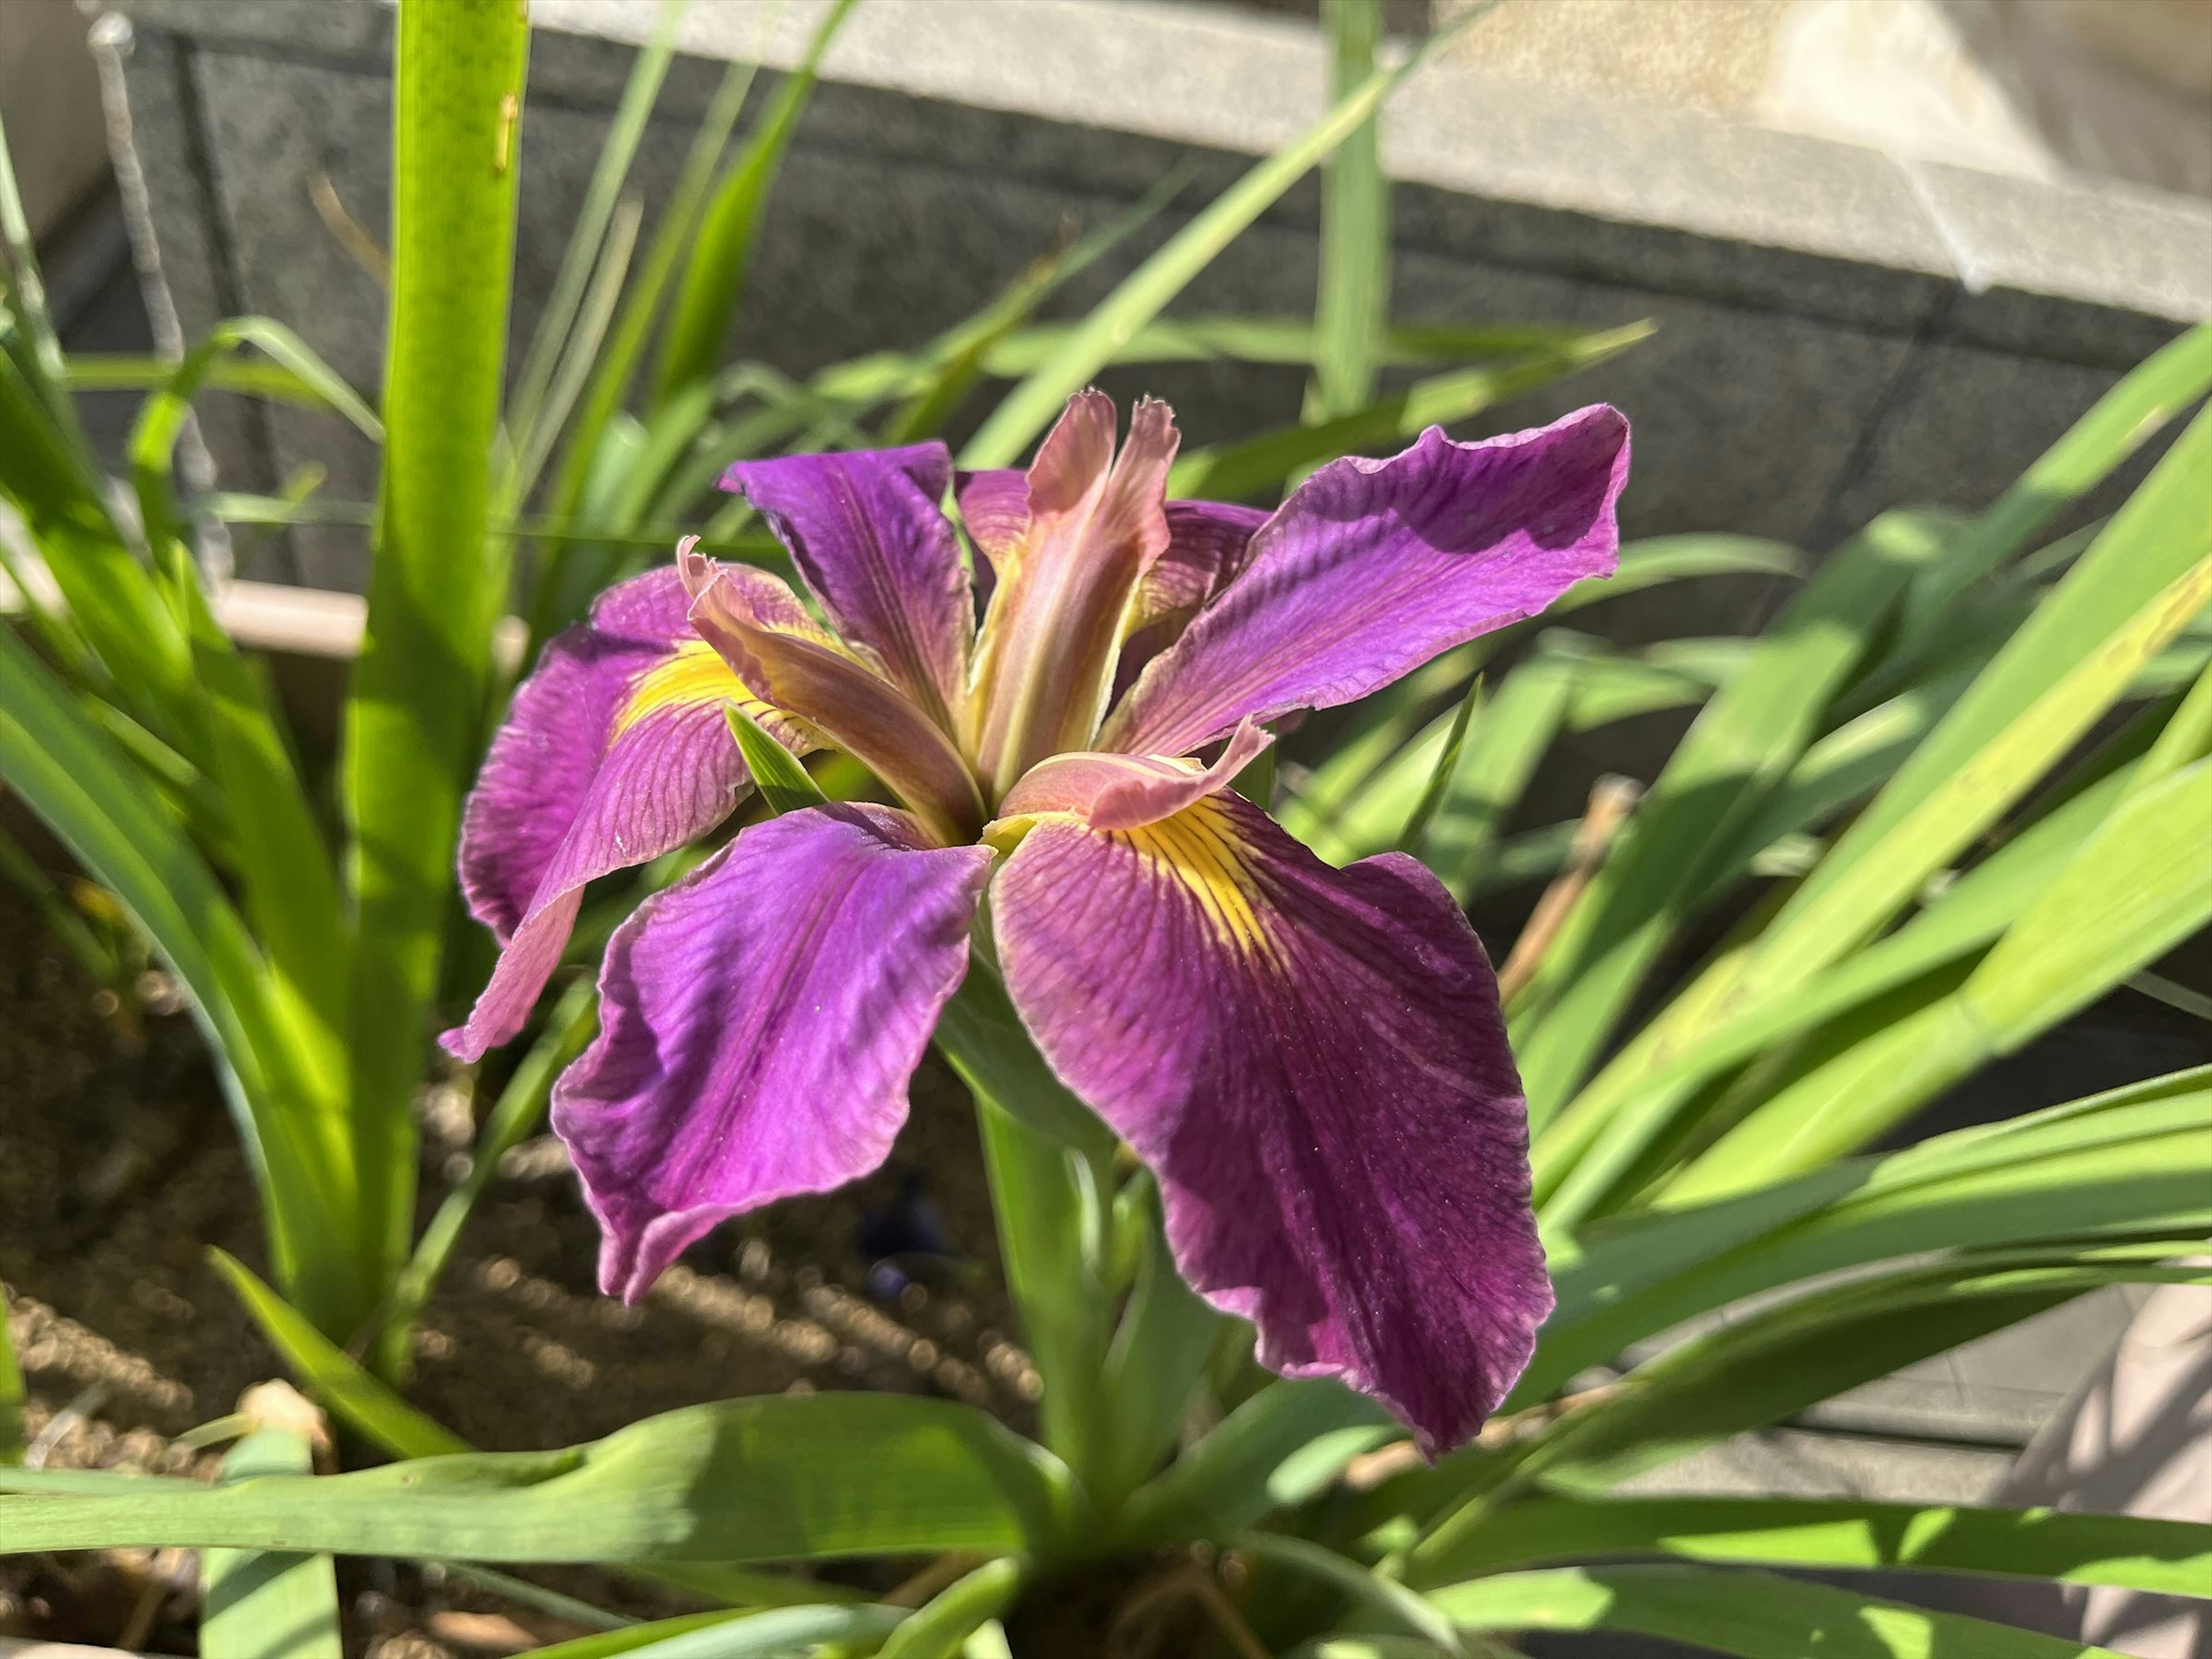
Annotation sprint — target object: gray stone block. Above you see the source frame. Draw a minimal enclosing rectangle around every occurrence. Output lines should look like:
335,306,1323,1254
97,0,2212,604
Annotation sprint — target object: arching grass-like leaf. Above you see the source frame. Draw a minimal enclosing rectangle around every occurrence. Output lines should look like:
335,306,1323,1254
0,1395,1073,1566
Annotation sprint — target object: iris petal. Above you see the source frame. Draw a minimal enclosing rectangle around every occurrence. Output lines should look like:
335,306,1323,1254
724,444,973,728
1104,407,1630,758
994,787,1552,1453
552,802,993,1302
992,718,1271,837
968,392,1181,795
680,543,987,844
443,566,788,1062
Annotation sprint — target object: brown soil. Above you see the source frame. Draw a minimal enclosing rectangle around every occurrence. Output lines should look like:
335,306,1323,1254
0,871,1065,1650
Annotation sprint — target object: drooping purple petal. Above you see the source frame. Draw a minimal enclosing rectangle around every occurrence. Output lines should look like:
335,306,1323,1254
444,566,785,1062
968,393,1181,795
1103,407,1630,758
680,543,986,846
723,444,972,728
552,803,993,1302
993,718,1270,834
993,786,1552,1453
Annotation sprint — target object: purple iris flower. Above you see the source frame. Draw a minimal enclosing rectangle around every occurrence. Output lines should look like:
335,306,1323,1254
445,392,1629,1452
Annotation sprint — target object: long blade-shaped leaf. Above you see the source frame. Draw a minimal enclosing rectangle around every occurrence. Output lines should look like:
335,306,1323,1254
651,0,860,407
507,0,684,467
1427,1564,2129,1658
0,1396,1073,1565
1305,0,1389,424
1511,510,1952,1121
1756,410,2212,986
1412,1491,2212,1596
1674,752,2212,1197
0,627,344,1310
203,1428,343,1659
343,0,531,1354
1522,1069,2212,1403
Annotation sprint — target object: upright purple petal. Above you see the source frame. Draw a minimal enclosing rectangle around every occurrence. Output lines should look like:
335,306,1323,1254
680,544,987,845
724,444,972,728
969,393,1181,796
1104,407,1630,757
994,787,1552,1453
444,566,786,1062
552,804,993,1302
953,468,1030,589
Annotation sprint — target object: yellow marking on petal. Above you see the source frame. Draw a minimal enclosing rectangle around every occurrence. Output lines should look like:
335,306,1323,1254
1115,794,1272,960
613,641,748,738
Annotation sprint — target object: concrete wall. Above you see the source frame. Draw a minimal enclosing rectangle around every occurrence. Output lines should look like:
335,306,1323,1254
94,0,2212,594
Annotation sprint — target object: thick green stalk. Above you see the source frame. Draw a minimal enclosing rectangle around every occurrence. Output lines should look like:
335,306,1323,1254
343,0,529,1362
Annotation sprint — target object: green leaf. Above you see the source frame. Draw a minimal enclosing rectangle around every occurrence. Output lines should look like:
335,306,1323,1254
0,628,347,1314
1393,671,1483,857
877,1558,1025,1659
1120,1380,1395,1546
1086,1179,1222,1514
211,1249,469,1460
1420,643,1585,900
1411,1491,2212,1596
1901,320,2212,631
0,345,203,753
1522,1068,2212,1404
536,1607,905,1659
1237,1532,1464,1656
0,1282,22,1465
1670,633,2212,1202
934,956,1117,1165
1305,0,1388,425
1533,756,2139,1223
506,0,684,477
1756,410,2212,991
211,1252,857,1610
1510,1259,2196,1498
652,0,860,407
1426,1564,2128,1657
343,0,531,1357
0,1395,1072,1565
725,704,828,815
128,321,358,1073
65,353,343,405
535,58,761,632
960,8,1492,469
1509,509,1953,1123
886,169,1192,445
202,1429,343,1659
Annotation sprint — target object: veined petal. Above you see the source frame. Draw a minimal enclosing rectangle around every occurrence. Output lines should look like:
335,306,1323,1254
724,444,972,728
953,475,1263,646
680,542,987,845
1104,407,1630,757
952,468,1030,590
1114,499,1275,700
1138,499,1273,630
552,803,993,1302
444,566,781,1062
969,393,1181,796
994,787,1551,1452
991,718,1271,837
